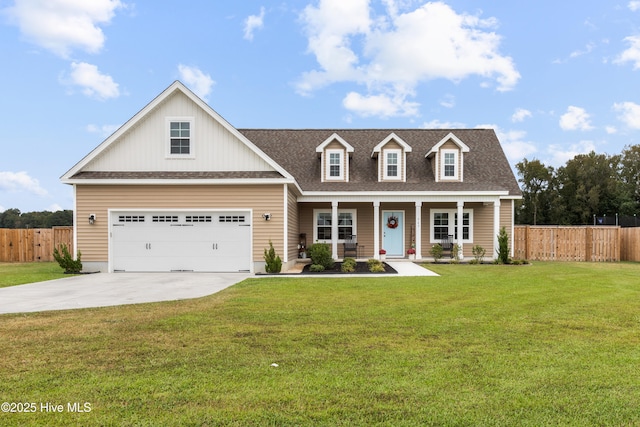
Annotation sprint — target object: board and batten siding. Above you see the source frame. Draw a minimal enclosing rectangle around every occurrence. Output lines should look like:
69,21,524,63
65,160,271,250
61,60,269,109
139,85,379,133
85,91,275,173
75,184,285,264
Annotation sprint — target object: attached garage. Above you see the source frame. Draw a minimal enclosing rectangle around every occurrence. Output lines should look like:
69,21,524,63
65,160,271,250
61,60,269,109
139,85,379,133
109,210,252,272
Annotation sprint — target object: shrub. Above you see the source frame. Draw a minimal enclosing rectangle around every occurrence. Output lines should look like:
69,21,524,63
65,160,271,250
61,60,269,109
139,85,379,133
263,240,282,273
472,245,486,264
308,243,335,270
496,227,511,264
309,264,325,272
451,244,462,263
341,257,356,273
430,244,443,263
53,243,82,274
367,258,385,273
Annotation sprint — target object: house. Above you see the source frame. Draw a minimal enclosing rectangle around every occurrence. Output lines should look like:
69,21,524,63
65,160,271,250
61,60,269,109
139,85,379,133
61,81,522,273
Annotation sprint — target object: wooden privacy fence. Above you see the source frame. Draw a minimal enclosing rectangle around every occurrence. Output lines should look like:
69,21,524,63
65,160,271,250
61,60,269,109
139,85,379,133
513,226,630,262
0,227,74,262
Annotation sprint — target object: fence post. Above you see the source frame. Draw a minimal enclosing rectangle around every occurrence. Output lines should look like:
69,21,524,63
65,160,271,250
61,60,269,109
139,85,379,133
585,227,592,262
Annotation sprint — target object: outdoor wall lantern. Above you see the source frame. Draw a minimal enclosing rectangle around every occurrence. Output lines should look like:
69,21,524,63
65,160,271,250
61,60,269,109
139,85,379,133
88,214,96,225
262,213,271,221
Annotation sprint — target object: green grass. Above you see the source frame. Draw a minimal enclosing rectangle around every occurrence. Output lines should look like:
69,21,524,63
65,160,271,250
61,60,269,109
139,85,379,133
0,262,70,288
1,262,639,426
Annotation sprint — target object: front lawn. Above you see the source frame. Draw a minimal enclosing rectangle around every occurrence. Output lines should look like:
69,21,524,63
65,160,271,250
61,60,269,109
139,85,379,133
0,262,639,426
0,262,68,288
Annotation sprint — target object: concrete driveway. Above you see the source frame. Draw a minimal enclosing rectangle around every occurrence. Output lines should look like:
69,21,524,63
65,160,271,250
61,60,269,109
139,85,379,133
0,272,250,315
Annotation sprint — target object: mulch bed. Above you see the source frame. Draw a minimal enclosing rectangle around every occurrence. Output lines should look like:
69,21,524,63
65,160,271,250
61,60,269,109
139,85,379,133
302,261,397,274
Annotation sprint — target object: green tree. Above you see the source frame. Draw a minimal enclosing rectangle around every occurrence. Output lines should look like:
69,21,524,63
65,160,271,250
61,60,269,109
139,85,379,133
516,159,554,225
619,144,640,215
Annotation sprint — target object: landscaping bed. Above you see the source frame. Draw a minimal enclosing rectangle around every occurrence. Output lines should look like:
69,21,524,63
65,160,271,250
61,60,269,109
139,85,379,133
302,261,397,274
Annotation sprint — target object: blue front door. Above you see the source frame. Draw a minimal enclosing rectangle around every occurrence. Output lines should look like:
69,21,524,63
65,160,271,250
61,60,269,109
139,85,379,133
382,211,404,257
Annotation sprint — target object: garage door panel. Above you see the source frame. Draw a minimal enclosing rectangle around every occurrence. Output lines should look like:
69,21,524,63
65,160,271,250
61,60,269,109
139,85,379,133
111,211,251,272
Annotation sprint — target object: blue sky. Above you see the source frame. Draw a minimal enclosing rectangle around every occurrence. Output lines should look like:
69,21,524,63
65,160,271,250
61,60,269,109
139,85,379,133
1,0,640,213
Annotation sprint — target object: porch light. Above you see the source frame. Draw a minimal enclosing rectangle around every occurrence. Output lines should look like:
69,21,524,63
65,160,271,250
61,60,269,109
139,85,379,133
88,214,96,225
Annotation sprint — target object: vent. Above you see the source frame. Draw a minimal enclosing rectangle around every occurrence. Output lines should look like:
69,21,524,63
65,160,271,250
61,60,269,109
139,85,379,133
186,215,212,223
152,215,178,223
219,215,246,223
119,215,145,223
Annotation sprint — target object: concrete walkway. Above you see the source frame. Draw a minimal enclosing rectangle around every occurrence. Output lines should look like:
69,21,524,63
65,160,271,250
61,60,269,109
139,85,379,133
0,262,437,315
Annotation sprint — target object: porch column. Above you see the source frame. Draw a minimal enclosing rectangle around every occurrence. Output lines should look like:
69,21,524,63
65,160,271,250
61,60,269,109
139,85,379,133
415,201,422,259
373,201,380,259
331,201,339,259
493,200,501,260
457,201,464,260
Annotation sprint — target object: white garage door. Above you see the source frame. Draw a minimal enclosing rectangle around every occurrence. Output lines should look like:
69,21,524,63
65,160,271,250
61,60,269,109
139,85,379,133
110,211,251,272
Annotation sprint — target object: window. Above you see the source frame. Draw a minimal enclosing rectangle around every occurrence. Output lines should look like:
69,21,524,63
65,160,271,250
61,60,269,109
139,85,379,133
314,209,356,242
430,209,473,243
386,151,399,178
167,118,194,157
441,150,458,179
326,150,343,180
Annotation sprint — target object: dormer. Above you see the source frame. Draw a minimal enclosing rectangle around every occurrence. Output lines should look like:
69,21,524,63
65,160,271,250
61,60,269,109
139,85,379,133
371,133,412,182
316,133,354,182
426,132,470,182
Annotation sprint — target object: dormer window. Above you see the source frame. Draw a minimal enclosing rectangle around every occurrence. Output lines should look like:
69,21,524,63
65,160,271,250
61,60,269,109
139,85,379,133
327,150,344,180
372,133,412,182
316,133,354,182
385,150,400,179
442,150,457,179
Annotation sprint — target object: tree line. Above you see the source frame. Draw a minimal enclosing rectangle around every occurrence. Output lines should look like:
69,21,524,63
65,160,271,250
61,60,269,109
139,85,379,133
516,145,640,225
0,209,73,229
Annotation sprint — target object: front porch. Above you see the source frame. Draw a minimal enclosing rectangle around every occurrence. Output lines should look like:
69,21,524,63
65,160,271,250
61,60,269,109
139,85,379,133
296,198,512,261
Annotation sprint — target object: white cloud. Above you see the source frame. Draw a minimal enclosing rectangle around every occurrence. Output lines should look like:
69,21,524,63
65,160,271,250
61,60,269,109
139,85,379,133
439,94,455,108
0,205,5,213
559,106,594,131
86,123,120,137
546,141,596,167
342,91,419,117
479,124,537,164
615,35,640,69
66,62,120,100
629,1,640,11
297,0,519,118
178,64,215,101
244,7,265,41
0,171,48,196
605,126,618,134
613,101,640,129
421,119,466,129
5,0,124,58
48,203,64,212
511,108,532,123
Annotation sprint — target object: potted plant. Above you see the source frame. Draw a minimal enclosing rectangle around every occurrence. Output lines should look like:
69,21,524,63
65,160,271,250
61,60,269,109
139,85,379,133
407,247,416,260
379,248,386,261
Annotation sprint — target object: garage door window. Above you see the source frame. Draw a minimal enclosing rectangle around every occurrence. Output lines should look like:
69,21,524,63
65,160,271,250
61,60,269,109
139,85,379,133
219,215,246,223
186,215,212,223
152,215,178,222
119,215,145,223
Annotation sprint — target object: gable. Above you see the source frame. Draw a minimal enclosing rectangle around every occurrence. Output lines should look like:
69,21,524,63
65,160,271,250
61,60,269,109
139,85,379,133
62,81,290,182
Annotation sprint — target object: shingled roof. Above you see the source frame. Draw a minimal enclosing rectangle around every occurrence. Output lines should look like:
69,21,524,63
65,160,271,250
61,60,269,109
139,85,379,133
239,128,522,196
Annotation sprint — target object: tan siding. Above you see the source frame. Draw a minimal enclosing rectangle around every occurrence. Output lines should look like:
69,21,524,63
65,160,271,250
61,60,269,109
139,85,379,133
287,186,299,261
471,203,494,256
76,184,285,263
500,199,514,253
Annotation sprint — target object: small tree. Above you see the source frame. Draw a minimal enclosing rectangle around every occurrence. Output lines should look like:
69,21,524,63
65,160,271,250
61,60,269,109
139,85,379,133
471,245,486,264
430,244,443,263
53,243,82,273
308,243,335,270
496,227,510,264
263,240,282,273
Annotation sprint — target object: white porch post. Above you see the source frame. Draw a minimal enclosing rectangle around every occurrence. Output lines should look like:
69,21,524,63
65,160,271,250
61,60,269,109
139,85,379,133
373,201,380,259
493,200,501,260
457,201,464,260
331,201,339,259
415,201,422,259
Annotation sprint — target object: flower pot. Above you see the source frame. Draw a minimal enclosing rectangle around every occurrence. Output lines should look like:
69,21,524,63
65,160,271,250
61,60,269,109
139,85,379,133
408,254,415,260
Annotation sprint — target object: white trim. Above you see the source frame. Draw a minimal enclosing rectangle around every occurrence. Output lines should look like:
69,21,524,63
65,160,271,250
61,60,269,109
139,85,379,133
426,132,470,156
72,184,78,258
315,133,354,153
62,178,293,185
283,184,288,263
325,149,345,181
429,208,474,244
383,149,402,181
166,117,195,159
312,208,357,244
371,132,412,157
441,149,459,180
